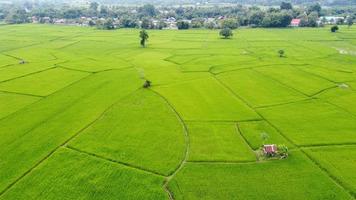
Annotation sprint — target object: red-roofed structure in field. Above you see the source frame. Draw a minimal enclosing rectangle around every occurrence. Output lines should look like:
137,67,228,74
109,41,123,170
290,19,301,27
263,144,277,155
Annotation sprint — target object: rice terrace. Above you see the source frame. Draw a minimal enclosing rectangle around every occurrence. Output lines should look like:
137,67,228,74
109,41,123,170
1,2,356,199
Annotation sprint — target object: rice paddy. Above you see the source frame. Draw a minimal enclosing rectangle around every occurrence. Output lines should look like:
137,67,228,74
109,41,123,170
0,24,355,199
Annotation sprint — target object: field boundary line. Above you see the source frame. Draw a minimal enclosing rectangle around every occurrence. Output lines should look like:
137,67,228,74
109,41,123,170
0,66,56,84
254,98,314,109
211,63,286,75
251,67,310,97
310,85,339,97
153,76,211,89
1,53,23,61
295,65,339,84
186,160,258,165
1,78,105,147
55,41,81,50
93,66,135,74
0,87,142,197
212,74,255,109
300,143,356,149
0,99,111,196
257,109,356,198
0,90,45,98
301,149,356,198
0,42,42,54
150,89,190,200
184,119,263,123
236,123,257,151
256,106,356,198
323,100,356,119
211,72,355,196
64,146,166,177
0,73,92,124
57,65,95,74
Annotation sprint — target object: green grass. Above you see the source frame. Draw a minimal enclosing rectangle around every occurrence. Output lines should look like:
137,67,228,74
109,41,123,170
168,151,352,200
317,87,356,115
0,147,167,200
179,55,257,72
304,146,356,196
154,77,260,121
0,69,142,192
0,24,355,199
298,65,356,83
258,99,356,146
254,65,336,96
69,89,186,176
187,122,255,162
59,58,132,72
0,92,40,120
0,54,18,67
0,61,58,82
0,68,89,96
238,120,293,150
217,69,306,107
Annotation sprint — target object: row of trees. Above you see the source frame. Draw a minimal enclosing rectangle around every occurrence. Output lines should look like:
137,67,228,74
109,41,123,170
1,1,355,29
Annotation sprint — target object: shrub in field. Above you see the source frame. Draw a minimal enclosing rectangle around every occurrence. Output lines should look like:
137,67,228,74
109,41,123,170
219,28,233,39
278,49,285,57
331,25,339,33
143,80,151,88
139,29,149,47
277,144,289,159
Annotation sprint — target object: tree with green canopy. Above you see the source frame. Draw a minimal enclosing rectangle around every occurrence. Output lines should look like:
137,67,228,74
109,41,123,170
219,28,233,39
139,30,149,47
331,25,339,33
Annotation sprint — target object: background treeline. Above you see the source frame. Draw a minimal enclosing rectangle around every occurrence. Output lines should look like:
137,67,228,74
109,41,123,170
0,1,355,29
8,0,356,7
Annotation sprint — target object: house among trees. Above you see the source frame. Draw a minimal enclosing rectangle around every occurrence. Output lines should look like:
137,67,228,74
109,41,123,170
290,19,301,27
263,144,277,156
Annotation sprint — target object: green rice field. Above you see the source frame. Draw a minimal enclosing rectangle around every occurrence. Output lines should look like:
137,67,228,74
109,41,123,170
0,24,355,199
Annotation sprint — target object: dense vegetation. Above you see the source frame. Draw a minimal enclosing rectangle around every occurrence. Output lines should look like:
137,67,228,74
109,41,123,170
0,24,355,199
0,1,355,29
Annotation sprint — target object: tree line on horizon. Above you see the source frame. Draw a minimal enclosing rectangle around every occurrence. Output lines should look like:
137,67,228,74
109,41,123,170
0,1,355,29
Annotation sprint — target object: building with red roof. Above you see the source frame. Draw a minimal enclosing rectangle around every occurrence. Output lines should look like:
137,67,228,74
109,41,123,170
263,144,277,155
290,19,301,27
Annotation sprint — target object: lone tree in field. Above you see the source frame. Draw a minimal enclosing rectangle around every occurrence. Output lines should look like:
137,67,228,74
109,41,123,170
219,28,233,39
278,49,285,57
143,80,151,88
331,25,339,33
139,30,149,47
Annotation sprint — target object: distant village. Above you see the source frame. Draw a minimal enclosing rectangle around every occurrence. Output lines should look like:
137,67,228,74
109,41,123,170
1,1,355,29
29,15,353,29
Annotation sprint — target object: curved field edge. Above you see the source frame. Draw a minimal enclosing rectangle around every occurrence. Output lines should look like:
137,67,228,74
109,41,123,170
68,89,187,176
0,147,168,200
0,69,143,193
